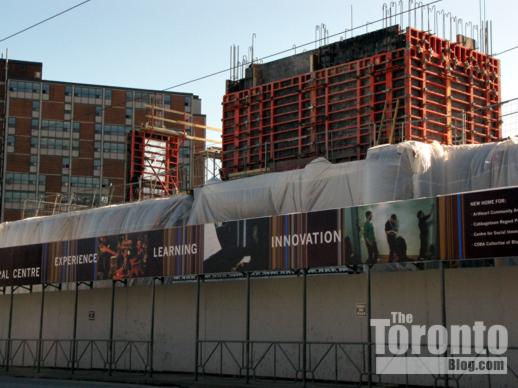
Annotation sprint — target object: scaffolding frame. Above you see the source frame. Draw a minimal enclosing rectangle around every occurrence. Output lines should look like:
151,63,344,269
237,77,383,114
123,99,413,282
128,101,186,201
193,146,222,185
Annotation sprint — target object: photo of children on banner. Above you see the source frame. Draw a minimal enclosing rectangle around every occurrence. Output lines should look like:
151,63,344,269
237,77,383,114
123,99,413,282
359,199,436,263
203,218,270,273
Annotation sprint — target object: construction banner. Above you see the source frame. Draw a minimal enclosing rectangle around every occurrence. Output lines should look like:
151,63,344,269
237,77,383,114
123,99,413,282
1,186,517,286
439,186,518,260
41,225,204,284
202,197,439,273
0,244,42,286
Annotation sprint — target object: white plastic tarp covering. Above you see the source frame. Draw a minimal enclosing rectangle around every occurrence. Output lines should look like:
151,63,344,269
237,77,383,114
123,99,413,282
187,155,409,225
188,158,367,224
374,138,518,198
1,138,517,245
0,194,192,248
188,138,518,224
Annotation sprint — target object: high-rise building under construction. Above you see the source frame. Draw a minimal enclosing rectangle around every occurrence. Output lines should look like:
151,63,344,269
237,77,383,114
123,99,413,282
221,26,500,179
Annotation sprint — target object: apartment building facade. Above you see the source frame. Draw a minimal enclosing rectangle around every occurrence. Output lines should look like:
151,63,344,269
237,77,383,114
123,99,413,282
0,59,206,221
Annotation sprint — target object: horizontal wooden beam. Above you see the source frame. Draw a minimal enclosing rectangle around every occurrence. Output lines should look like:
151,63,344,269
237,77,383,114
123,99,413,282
145,125,221,144
145,105,222,132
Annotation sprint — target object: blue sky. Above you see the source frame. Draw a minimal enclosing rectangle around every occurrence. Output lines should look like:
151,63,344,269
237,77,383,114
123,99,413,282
1,0,517,137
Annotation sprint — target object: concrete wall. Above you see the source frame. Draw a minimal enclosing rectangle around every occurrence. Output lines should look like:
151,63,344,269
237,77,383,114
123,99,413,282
238,27,405,90
0,266,517,387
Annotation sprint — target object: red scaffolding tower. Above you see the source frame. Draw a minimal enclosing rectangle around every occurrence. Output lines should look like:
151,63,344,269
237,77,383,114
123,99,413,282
128,128,183,201
128,103,220,200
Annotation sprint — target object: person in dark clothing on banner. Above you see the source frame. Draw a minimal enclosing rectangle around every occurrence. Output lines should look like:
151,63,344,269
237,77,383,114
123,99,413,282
363,211,378,264
417,208,433,259
385,214,398,262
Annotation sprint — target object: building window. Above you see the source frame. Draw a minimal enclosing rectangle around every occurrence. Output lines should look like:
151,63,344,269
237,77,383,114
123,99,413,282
125,108,132,119
105,89,112,100
5,172,44,186
134,91,151,104
8,80,41,94
8,117,16,127
3,190,37,208
102,142,125,153
95,106,103,117
180,147,191,159
63,157,70,169
74,86,103,100
39,120,72,154
30,155,38,167
42,84,49,94
42,119,66,131
164,95,171,105
104,124,126,136
7,135,15,147
65,85,72,96
32,100,40,112
69,175,99,188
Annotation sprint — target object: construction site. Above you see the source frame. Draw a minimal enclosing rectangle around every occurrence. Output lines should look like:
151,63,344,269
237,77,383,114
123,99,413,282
222,22,499,177
1,1,518,387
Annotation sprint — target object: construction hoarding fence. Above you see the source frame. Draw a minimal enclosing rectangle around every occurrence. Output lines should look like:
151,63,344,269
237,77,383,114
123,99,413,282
1,185,518,287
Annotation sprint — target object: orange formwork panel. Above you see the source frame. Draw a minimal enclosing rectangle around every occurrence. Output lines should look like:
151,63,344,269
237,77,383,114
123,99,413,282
405,28,500,144
221,27,500,179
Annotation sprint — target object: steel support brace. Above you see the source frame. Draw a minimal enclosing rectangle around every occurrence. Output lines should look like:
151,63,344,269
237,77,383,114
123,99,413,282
71,282,79,374
109,280,116,375
440,261,449,387
149,277,162,377
367,265,373,388
245,272,251,384
194,275,202,381
36,284,46,373
302,269,307,386
5,286,14,371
